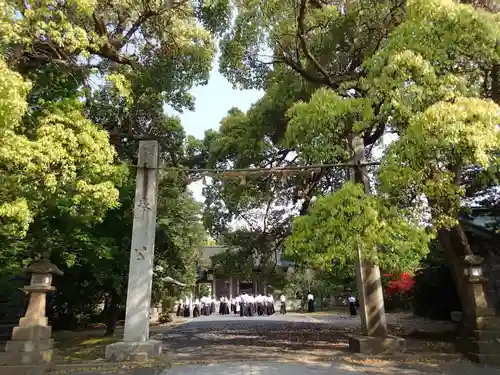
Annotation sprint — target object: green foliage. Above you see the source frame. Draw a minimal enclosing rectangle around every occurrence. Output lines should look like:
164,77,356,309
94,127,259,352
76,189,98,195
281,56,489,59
284,266,354,301
197,283,208,297
380,97,500,227
286,182,431,272
0,0,222,332
200,0,500,291
286,89,372,163
1,0,222,109
154,174,206,292
0,58,125,239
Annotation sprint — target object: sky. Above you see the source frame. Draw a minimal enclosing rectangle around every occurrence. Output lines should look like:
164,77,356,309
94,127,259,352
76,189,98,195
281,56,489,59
166,58,263,203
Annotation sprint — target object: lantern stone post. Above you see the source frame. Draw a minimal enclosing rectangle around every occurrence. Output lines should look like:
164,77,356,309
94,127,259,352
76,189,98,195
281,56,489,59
0,256,63,374
457,255,500,364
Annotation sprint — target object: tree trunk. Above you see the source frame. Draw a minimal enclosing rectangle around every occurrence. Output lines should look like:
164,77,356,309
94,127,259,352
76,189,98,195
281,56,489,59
104,291,120,337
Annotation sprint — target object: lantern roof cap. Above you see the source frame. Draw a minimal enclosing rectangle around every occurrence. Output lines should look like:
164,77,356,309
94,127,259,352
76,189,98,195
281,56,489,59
25,258,63,276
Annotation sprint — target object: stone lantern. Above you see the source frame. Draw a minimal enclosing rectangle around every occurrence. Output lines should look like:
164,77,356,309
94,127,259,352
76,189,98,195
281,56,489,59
463,255,484,279
0,256,63,373
458,254,500,364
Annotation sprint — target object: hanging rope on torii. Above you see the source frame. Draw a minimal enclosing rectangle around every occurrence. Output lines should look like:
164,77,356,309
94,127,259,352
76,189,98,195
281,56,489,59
105,136,394,362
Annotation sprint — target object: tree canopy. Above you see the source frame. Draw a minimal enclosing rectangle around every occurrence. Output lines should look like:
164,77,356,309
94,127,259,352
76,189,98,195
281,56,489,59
0,51,125,240
200,0,500,294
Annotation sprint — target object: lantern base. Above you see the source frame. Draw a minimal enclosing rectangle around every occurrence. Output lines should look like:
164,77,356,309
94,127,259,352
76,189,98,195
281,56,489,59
348,334,405,355
457,319,500,365
105,340,162,362
1,325,55,367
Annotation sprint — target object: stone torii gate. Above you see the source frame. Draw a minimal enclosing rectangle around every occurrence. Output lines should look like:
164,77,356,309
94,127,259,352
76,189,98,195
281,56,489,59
104,137,403,361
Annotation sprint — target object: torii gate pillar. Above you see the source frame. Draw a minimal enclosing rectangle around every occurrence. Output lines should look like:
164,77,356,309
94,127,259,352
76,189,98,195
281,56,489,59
347,135,405,354
105,140,162,361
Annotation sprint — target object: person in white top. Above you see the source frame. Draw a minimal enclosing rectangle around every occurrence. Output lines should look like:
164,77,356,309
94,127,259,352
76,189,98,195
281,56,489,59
239,294,245,317
200,296,207,316
230,297,236,314
307,292,314,313
235,295,241,314
348,295,357,316
280,294,287,315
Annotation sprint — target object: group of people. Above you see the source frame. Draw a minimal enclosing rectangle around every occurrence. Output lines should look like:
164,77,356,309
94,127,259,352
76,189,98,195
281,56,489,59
177,292,356,317
176,293,288,318
307,292,358,316
231,293,280,317
176,296,217,318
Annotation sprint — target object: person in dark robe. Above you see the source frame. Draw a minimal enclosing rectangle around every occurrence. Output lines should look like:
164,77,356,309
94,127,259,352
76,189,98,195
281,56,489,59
221,296,227,315
225,298,230,315
307,292,315,313
262,295,268,315
348,295,357,316
280,294,287,315
235,296,241,315
183,297,191,317
242,293,249,316
176,300,182,317
210,296,216,314
200,296,206,315
219,296,224,315
269,294,275,315
239,296,245,317
193,298,201,318
248,295,254,316
256,295,263,316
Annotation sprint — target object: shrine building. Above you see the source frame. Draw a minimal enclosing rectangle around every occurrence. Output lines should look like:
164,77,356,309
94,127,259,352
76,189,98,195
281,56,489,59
195,245,293,298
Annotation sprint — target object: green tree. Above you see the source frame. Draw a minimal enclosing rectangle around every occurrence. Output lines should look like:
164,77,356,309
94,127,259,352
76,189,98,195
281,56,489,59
286,182,431,273
0,0,221,334
200,0,500,320
0,58,125,240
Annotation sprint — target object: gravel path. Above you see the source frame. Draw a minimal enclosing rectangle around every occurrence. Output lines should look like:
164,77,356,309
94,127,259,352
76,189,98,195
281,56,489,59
51,313,500,375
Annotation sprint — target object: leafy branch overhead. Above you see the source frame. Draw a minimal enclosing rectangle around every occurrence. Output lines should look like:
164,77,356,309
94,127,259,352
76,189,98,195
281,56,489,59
0,59,126,238
286,182,431,272
201,0,500,278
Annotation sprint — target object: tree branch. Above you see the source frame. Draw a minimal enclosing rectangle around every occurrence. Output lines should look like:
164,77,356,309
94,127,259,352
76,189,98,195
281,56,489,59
297,0,333,86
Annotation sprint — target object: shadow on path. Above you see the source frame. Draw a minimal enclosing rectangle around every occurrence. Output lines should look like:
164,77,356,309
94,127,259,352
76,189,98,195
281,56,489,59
154,314,458,365
164,360,500,375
